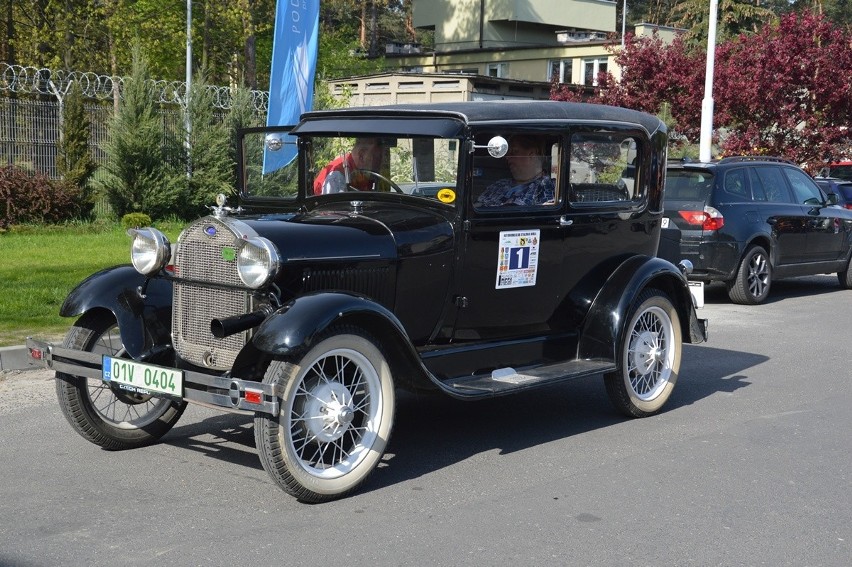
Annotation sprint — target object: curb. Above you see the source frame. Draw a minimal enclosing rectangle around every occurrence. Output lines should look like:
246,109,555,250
0,345,38,371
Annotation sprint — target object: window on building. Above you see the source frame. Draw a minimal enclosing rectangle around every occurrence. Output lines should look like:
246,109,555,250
486,62,508,78
583,58,608,86
548,59,573,83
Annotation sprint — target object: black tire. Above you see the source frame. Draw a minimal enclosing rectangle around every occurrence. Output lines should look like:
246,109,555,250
727,245,771,304
838,254,852,289
55,311,186,450
254,328,395,503
604,289,682,418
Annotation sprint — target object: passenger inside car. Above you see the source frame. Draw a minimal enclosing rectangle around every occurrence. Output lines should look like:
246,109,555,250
474,135,555,207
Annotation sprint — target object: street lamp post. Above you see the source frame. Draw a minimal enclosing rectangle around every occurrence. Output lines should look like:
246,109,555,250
699,0,719,162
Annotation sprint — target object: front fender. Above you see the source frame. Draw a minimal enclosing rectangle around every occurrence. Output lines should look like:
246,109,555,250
249,292,440,393
579,256,705,361
60,265,173,359
252,292,414,357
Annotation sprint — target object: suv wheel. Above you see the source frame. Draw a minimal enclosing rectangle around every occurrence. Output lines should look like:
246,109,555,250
727,245,771,305
838,254,852,289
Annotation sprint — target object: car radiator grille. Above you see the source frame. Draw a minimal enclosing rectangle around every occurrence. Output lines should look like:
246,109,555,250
172,217,255,371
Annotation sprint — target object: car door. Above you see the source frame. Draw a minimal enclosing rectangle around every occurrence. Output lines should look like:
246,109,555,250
452,135,566,344
782,166,845,262
751,166,809,265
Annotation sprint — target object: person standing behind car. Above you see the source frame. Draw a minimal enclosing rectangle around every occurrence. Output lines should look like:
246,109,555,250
474,135,555,207
314,137,384,195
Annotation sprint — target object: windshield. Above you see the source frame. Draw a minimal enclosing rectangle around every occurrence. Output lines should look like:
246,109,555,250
307,135,461,204
241,129,462,206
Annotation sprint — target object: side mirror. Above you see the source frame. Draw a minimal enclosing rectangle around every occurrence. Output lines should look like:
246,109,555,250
470,136,509,158
265,134,286,151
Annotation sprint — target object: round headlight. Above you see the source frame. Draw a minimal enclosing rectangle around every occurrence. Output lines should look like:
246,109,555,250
237,237,280,289
128,228,171,275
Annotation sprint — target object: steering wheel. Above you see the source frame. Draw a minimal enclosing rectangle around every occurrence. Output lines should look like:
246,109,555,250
349,169,403,193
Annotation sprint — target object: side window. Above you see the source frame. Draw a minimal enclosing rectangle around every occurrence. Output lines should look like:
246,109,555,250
783,167,823,205
722,168,749,199
569,132,641,204
472,133,560,209
748,168,767,201
754,166,792,203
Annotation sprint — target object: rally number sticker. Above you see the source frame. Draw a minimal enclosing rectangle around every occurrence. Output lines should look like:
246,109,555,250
495,230,540,289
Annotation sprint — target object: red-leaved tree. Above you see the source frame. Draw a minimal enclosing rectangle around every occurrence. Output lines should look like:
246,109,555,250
714,11,852,171
553,12,852,171
552,33,706,140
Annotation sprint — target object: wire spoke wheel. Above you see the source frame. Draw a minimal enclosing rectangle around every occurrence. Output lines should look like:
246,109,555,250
56,312,186,449
626,306,674,402
289,349,381,477
255,329,395,503
605,289,682,418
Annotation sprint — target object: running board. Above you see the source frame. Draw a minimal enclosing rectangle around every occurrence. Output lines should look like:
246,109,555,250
443,359,616,396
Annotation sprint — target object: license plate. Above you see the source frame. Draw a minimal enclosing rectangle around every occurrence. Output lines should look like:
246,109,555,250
103,357,184,398
661,217,670,228
688,280,705,308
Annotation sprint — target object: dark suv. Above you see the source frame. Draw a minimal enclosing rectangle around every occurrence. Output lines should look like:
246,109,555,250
663,157,852,304
27,101,706,502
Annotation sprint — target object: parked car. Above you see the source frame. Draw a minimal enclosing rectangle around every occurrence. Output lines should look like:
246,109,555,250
662,156,852,305
814,176,852,209
27,101,707,503
826,160,852,182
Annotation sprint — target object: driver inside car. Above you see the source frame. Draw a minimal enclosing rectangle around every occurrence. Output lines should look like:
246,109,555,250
313,137,384,194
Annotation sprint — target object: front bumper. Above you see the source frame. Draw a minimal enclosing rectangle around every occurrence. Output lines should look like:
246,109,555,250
25,338,281,416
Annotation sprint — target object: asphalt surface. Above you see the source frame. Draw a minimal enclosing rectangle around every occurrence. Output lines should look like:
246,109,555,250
1,275,850,566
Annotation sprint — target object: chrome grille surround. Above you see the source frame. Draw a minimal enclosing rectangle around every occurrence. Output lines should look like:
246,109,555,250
172,216,263,370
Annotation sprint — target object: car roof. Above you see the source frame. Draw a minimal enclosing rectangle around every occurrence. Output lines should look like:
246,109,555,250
297,100,665,136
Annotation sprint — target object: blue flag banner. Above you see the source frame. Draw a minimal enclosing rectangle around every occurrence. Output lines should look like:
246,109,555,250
264,0,320,173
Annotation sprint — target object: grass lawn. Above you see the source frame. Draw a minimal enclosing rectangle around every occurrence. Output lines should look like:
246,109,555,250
0,222,181,347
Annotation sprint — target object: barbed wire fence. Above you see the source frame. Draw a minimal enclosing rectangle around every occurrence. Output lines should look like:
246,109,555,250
0,62,269,189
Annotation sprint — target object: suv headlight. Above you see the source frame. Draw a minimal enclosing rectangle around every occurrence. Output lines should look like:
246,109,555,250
237,236,280,288
128,228,171,275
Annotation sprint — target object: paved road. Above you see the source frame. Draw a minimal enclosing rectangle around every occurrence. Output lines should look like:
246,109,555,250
1,276,850,566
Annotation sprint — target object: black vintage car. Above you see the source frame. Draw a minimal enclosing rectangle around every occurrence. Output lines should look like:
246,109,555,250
28,101,707,502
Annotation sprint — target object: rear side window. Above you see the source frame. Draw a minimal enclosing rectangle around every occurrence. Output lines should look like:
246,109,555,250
753,166,791,203
722,168,750,200
569,132,643,205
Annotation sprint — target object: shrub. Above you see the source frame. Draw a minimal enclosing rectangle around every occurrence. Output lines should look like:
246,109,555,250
0,166,84,229
56,80,97,219
92,44,184,221
120,213,153,229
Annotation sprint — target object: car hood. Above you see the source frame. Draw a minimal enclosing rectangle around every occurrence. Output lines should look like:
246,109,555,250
239,200,455,262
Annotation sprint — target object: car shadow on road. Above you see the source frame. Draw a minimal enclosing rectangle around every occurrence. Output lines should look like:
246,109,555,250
702,274,847,305
360,343,763,494
156,339,767,496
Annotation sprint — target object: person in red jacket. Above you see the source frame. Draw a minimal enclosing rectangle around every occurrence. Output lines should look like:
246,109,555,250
313,137,384,195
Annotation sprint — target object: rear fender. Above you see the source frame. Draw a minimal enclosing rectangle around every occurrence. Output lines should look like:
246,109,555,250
579,256,706,362
60,265,173,359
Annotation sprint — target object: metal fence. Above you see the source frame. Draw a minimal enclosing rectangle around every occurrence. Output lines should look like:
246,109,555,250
0,63,269,179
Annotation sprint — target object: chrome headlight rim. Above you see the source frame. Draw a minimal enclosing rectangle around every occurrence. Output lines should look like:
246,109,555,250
237,236,280,289
128,227,172,276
